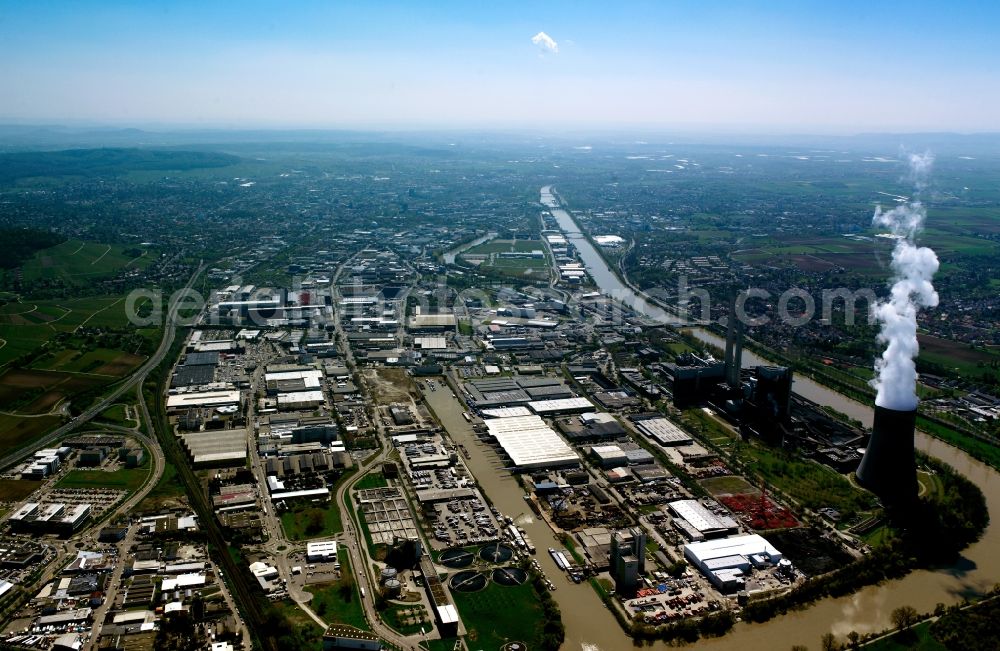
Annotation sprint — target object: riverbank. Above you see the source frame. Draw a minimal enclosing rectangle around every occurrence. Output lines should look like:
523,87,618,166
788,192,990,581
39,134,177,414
537,186,1000,650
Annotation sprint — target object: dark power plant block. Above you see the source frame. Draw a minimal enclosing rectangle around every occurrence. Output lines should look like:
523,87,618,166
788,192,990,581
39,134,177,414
856,406,918,505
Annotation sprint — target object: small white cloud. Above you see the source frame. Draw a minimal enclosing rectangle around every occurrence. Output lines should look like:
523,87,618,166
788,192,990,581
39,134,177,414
531,31,558,54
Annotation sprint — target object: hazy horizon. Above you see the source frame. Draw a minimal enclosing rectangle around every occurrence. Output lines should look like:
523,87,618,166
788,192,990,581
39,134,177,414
3,1,999,134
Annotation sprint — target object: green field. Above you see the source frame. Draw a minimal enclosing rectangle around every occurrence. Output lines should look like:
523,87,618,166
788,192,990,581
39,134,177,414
461,239,551,279
354,472,388,490
0,295,153,368
463,239,545,255
484,256,550,273
281,499,344,541
917,417,1000,471
136,460,185,511
683,408,738,445
863,621,948,651
56,455,151,494
96,402,138,427
268,600,326,651
20,239,150,286
700,475,759,496
0,414,62,459
0,479,41,503
306,555,369,631
732,442,878,520
450,579,544,651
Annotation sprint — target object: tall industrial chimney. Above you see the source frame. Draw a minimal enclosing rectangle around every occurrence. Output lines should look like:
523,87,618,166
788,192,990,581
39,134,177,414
856,406,917,505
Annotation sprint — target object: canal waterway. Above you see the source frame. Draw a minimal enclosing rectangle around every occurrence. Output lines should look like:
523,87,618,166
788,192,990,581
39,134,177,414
423,381,627,651
542,185,682,325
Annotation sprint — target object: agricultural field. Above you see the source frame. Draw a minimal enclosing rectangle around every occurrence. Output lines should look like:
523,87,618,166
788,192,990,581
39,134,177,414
732,235,892,277
31,347,144,376
918,334,1000,382
0,414,62,459
0,295,153,368
0,479,41,503
0,368,111,414
20,239,150,286
0,294,152,458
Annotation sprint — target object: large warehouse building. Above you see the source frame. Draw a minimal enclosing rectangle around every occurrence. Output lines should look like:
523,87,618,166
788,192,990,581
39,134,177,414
180,429,248,466
667,499,740,541
683,534,782,592
484,415,580,470
633,416,693,447
528,397,594,415
166,390,242,413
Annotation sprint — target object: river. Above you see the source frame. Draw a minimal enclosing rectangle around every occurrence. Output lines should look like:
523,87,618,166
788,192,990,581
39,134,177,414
493,186,1000,650
683,328,1000,648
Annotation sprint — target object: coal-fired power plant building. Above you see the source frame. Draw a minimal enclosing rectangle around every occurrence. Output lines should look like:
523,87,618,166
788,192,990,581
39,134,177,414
856,406,918,505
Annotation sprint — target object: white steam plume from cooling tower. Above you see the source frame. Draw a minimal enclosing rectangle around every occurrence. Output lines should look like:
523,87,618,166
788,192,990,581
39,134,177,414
870,152,940,411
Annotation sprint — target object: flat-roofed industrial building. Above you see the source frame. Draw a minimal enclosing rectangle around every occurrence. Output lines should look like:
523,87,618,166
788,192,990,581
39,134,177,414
667,499,739,541
166,390,242,412
684,534,782,592
484,415,579,470
633,416,693,446
179,429,248,467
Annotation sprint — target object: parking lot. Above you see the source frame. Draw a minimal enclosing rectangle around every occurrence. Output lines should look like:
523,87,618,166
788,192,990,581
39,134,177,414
428,496,499,547
46,487,128,519
286,549,342,586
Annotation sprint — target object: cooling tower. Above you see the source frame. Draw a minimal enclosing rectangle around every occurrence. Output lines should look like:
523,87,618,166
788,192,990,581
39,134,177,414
856,406,917,505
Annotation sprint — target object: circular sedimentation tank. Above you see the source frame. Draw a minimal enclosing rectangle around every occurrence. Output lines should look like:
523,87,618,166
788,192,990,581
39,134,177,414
478,542,513,563
492,566,528,586
440,548,475,568
383,578,402,596
450,570,488,592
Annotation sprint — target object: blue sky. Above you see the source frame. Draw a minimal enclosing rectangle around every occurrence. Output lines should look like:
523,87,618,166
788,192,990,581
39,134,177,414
1,1,997,132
